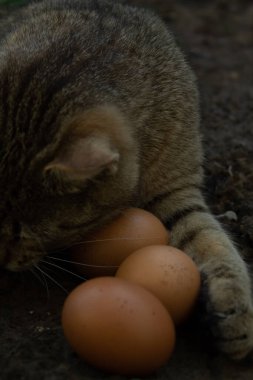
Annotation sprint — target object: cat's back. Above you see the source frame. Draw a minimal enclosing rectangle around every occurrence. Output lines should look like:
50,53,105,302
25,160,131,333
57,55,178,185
0,0,193,130
24,0,170,43
0,0,197,156
1,0,179,76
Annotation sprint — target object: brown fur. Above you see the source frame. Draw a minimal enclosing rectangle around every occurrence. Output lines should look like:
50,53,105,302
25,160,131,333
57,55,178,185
0,0,253,360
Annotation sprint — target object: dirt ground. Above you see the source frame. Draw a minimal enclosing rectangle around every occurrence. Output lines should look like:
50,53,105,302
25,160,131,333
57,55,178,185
1,0,253,379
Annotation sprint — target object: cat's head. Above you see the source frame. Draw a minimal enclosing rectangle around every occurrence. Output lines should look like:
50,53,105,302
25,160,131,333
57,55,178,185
0,101,139,272
0,7,141,271
0,107,140,272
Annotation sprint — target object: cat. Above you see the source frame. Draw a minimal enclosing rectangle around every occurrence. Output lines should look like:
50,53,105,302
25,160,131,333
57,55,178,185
0,0,253,361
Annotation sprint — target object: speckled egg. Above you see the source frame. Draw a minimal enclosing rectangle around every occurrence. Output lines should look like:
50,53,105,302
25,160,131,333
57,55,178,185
70,208,169,277
116,245,201,324
62,276,175,376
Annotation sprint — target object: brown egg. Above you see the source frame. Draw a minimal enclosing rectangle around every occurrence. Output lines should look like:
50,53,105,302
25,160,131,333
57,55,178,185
116,245,201,324
70,208,169,277
62,277,175,376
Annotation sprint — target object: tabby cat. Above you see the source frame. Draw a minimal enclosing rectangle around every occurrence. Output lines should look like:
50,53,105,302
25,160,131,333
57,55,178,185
0,0,252,360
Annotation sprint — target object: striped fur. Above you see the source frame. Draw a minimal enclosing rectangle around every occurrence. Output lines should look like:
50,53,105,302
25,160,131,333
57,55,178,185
0,0,253,360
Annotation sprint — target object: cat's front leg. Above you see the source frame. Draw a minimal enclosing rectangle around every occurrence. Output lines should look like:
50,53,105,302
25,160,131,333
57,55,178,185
199,249,253,360
170,205,253,359
148,191,253,359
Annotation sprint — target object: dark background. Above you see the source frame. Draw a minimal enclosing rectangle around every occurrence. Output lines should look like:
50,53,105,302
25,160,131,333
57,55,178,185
1,0,253,379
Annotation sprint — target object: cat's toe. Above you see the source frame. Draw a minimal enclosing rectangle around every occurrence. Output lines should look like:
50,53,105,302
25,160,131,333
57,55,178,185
211,307,253,360
201,276,253,360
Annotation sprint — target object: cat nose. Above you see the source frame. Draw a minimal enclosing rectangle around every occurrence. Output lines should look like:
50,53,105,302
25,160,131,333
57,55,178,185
4,241,42,272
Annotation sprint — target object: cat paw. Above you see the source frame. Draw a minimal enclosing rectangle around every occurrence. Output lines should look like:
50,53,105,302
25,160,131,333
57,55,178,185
211,305,253,360
202,275,253,360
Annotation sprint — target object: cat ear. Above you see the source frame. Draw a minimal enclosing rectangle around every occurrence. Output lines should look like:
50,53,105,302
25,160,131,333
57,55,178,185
44,135,120,182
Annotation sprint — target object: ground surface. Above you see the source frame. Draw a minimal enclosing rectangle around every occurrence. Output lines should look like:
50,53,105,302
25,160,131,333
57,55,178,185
0,0,253,379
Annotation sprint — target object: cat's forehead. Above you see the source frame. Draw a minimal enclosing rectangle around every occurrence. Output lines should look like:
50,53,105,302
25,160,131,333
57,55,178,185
0,24,96,148
0,48,77,169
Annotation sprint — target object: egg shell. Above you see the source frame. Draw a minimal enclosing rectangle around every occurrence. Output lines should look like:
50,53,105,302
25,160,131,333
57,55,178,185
70,208,169,277
62,276,175,376
116,245,201,325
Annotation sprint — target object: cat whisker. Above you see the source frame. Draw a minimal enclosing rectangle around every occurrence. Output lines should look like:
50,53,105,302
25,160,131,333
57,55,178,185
47,255,119,268
47,236,163,254
41,259,87,281
30,267,50,298
30,267,45,286
34,264,68,294
77,237,158,242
